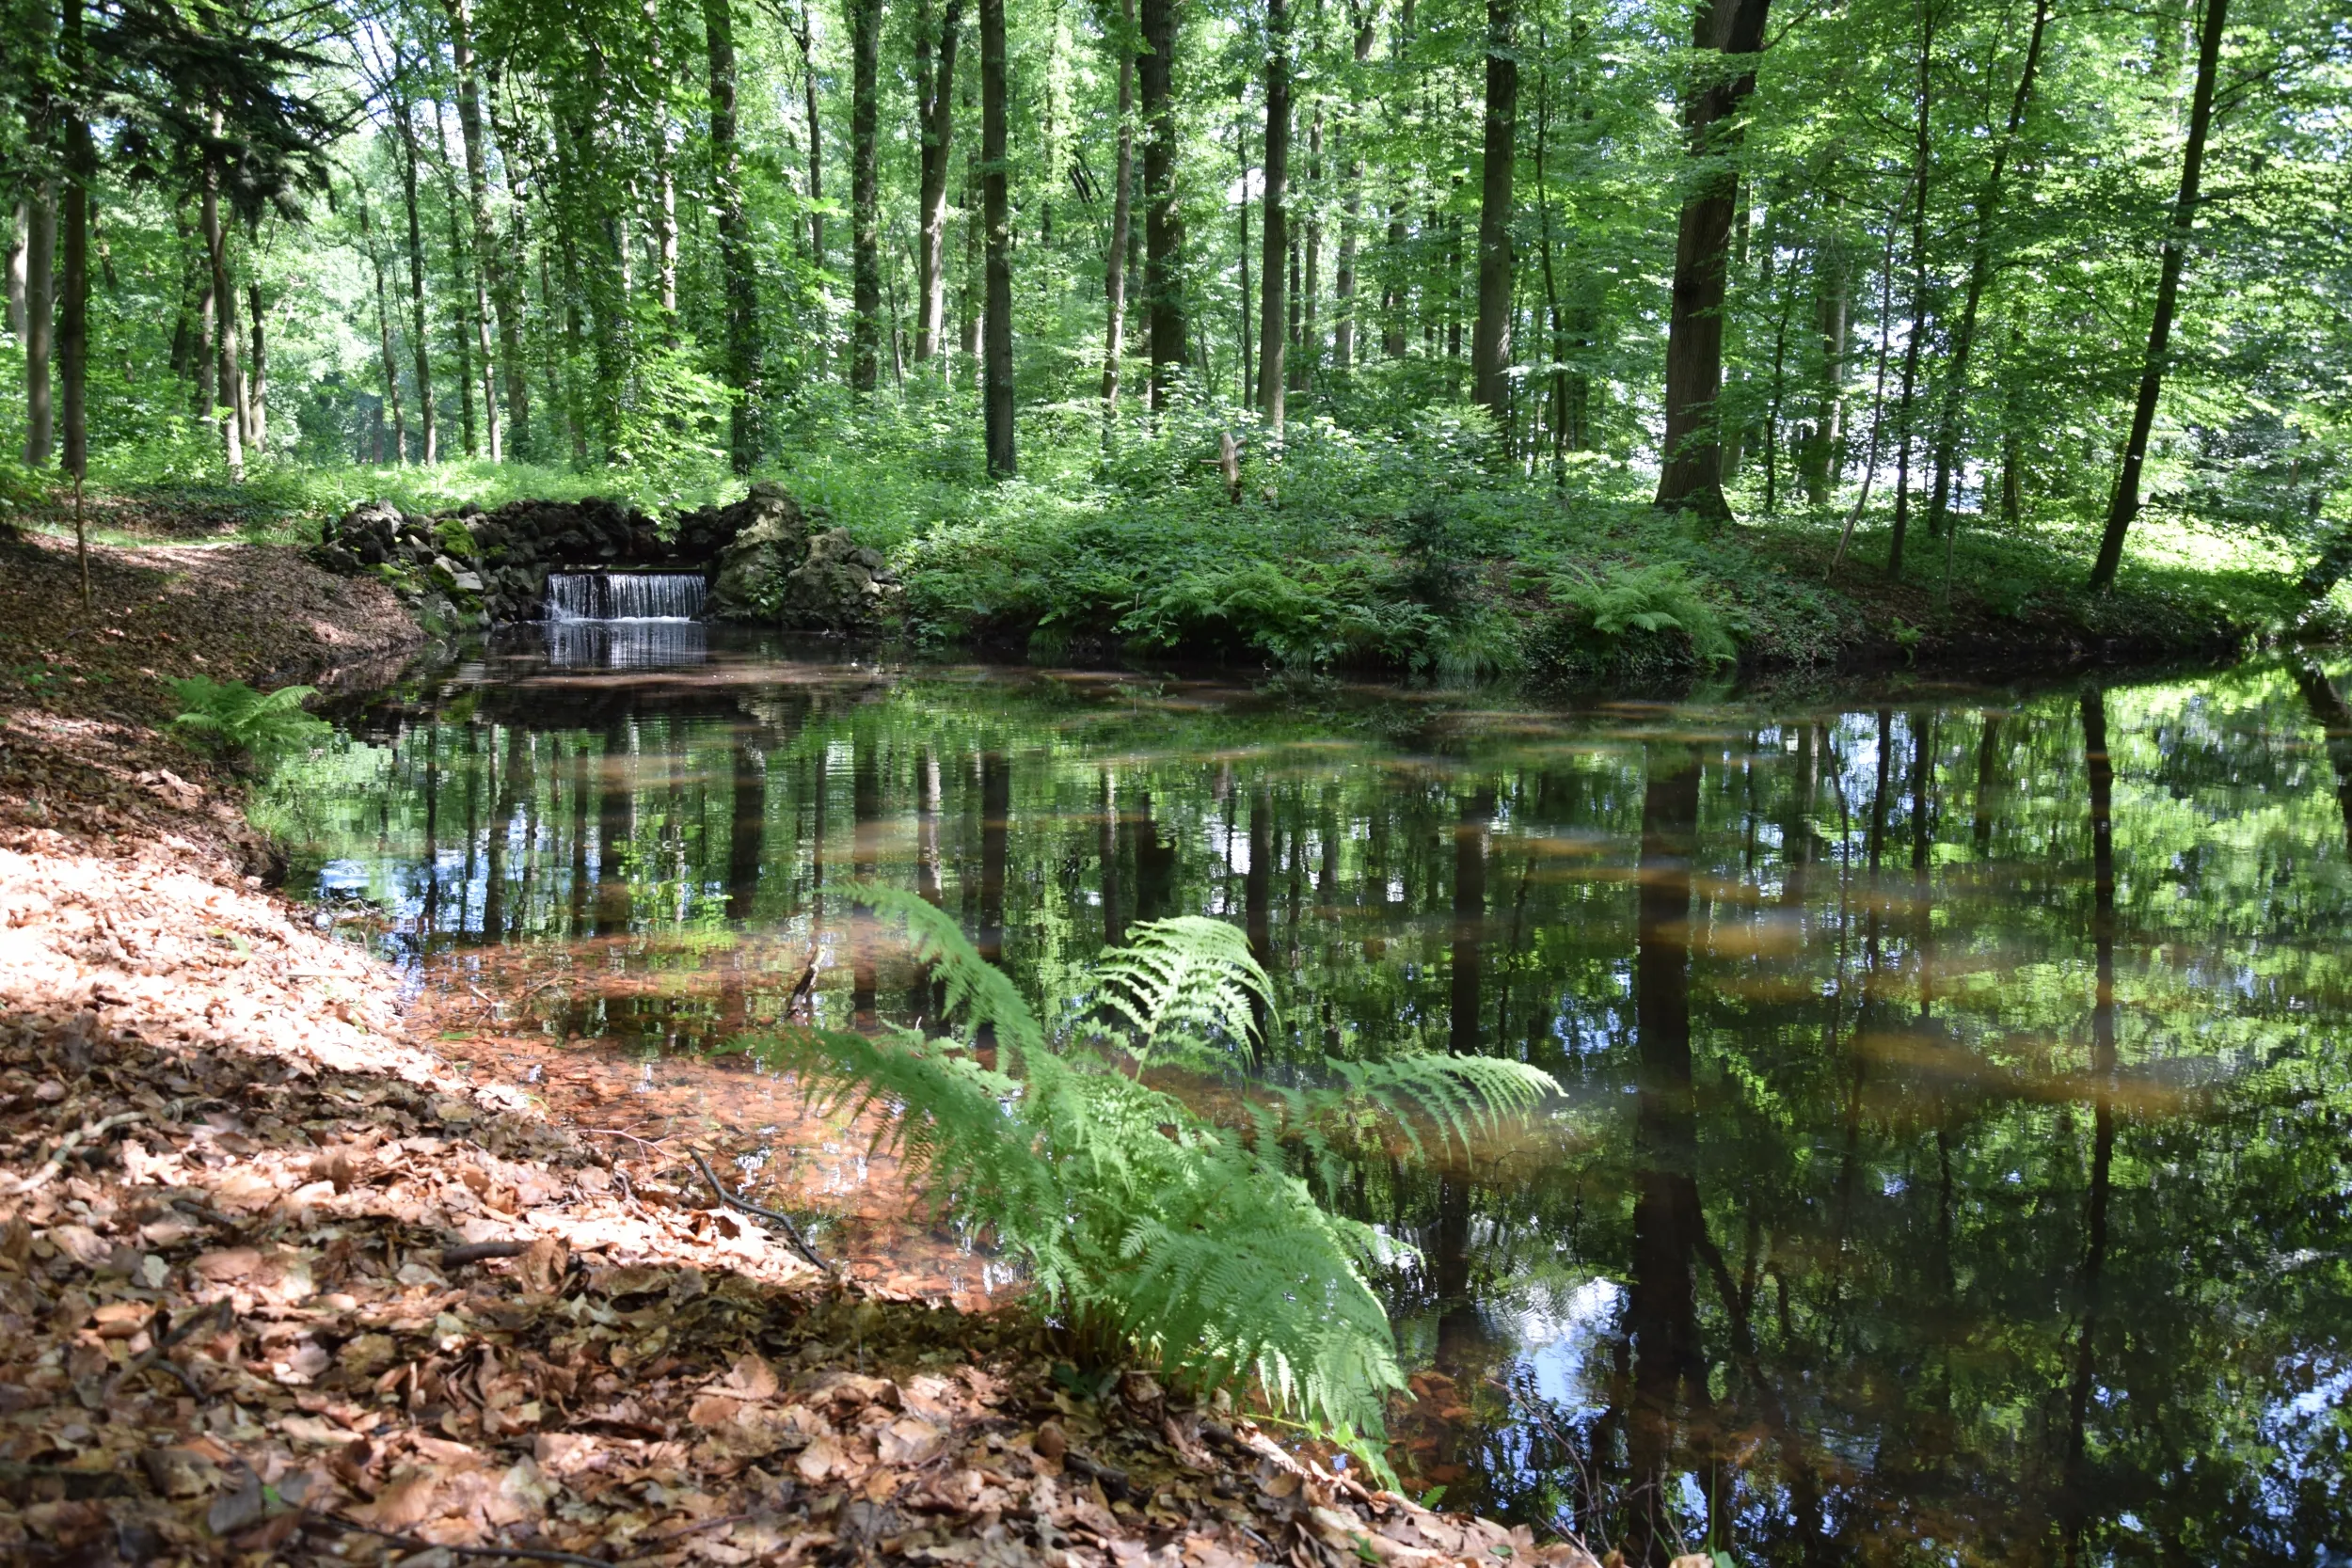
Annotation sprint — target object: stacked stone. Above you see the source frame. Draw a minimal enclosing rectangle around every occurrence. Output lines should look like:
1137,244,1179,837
308,482,901,637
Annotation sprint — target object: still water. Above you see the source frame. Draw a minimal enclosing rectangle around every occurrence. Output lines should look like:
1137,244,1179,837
268,631,2352,1565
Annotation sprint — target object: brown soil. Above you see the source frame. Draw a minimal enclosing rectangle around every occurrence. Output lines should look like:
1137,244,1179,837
0,531,1593,1565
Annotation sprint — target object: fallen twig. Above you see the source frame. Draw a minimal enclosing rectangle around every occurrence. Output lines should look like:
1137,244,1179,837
1,1111,146,1195
107,1298,230,1400
690,1151,824,1270
442,1239,532,1268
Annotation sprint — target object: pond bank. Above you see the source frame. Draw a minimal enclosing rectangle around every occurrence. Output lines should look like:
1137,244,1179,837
0,536,1593,1565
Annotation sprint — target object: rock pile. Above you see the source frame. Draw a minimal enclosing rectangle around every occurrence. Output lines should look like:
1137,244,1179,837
308,483,901,637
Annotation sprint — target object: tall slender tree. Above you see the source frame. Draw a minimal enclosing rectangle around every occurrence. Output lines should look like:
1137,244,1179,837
849,0,882,391
2090,0,2229,591
1256,0,1291,426
1139,0,1184,406
1469,0,1516,418
914,0,964,363
1653,0,1772,515
705,0,761,467
1100,0,1135,412
979,0,1013,473
444,0,510,459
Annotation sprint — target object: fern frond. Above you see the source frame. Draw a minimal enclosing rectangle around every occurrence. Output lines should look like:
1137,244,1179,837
1092,915,1275,1071
857,885,1045,1061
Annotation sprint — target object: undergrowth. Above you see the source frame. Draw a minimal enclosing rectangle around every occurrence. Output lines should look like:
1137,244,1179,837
751,890,1555,1463
169,676,332,762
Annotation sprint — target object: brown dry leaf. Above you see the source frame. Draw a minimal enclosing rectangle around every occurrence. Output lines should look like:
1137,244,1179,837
794,1433,846,1482
210,1166,279,1212
722,1352,780,1401
355,1470,442,1531
878,1416,946,1466
45,1223,108,1267
516,1232,567,1294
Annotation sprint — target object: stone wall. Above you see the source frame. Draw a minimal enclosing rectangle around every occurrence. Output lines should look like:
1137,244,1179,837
307,483,902,637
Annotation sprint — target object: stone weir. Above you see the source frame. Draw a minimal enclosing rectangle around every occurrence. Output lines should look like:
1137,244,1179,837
307,482,902,638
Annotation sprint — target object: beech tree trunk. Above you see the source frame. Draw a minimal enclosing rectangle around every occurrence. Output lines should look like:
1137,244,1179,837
1101,0,1136,410
21,182,52,466
1470,0,1517,417
980,0,1015,475
914,0,964,363
2090,0,2228,591
850,0,882,392
1256,0,1291,427
6,199,25,342
1884,1,1936,578
1653,0,1772,515
1800,220,1848,504
201,150,246,478
246,280,267,452
394,94,437,465
447,0,516,459
357,180,405,464
1140,0,1185,407
706,0,762,467
59,0,89,486
1332,1,1376,373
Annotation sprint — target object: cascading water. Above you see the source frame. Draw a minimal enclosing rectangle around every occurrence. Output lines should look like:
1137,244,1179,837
545,571,707,622
543,571,709,669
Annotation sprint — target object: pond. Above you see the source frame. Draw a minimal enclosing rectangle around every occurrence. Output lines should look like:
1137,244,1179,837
264,629,2352,1566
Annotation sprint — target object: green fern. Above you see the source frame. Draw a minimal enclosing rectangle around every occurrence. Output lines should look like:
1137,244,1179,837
1547,560,1737,667
169,676,331,759
746,887,1558,1449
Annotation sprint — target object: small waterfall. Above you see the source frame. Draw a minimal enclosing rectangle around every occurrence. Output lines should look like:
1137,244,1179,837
545,571,707,622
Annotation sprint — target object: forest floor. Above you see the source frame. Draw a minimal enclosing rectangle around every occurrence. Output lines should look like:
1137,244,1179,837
0,528,1596,1566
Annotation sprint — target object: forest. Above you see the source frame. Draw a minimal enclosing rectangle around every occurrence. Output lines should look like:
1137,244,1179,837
2,0,2348,675
5,0,2352,1560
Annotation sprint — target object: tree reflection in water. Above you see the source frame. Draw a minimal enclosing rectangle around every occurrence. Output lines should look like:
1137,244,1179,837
269,642,2352,1565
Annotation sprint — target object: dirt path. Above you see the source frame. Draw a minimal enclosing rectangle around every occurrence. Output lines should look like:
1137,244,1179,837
0,531,1597,1566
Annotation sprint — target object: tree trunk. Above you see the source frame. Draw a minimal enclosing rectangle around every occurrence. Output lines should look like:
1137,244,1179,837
706,0,763,468
1884,0,1936,578
1256,0,1291,426
21,182,53,466
1332,2,1376,374
434,147,478,457
356,179,405,464
2090,0,2227,591
1652,0,1772,515
961,61,981,365
446,0,515,460
1799,215,1848,504
1926,0,2047,538
1140,0,1185,408
1101,0,1136,410
794,8,825,268
246,279,268,452
201,150,246,479
6,200,25,343
980,0,1015,474
58,0,89,486
850,0,883,392
915,0,965,363
1470,0,1517,418
394,94,437,465
1300,105,1319,390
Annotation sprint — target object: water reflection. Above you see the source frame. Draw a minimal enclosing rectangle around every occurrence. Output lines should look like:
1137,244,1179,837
542,617,709,669
268,644,2352,1565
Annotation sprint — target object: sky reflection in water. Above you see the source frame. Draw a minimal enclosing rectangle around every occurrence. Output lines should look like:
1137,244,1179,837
267,634,2352,1566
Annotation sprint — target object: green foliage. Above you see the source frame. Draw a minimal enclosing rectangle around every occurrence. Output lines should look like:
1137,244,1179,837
751,889,1554,1449
168,676,330,760
1545,561,1736,665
